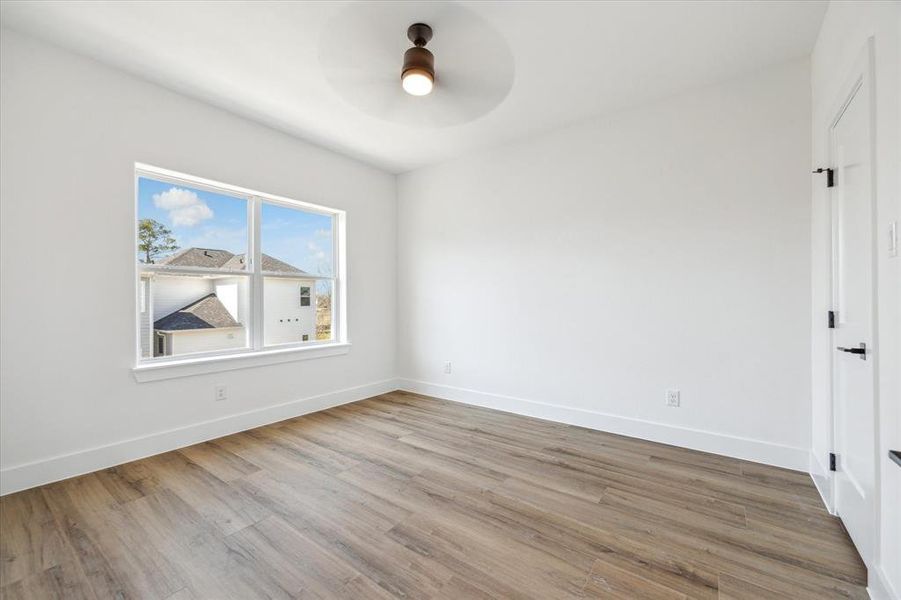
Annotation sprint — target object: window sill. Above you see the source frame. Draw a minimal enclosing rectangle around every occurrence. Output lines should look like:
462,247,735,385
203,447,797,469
133,342,351,382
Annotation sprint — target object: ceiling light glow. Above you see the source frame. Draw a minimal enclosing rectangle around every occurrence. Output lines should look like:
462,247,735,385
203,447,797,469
402,70,433,96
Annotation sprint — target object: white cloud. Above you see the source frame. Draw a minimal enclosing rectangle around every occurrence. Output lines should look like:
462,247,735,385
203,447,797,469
314,228,331,238
153,187,213,227
307,240,326,260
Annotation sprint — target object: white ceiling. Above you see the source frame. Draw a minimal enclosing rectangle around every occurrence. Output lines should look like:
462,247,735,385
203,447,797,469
0,1,826,173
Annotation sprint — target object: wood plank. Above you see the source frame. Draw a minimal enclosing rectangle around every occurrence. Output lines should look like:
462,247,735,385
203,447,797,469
717,572,794,599
582,555,688,599
141,450,269,536
41,476,184,599
176,440,261,483
0,561,94,600
0,488,67,587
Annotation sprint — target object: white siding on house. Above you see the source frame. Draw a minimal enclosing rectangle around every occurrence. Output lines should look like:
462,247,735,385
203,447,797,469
149,273,314,353
213,277,247,323
150,274,250,357
152,275,214,319
139,277,151,358
166,328,246,355
263,277,316,345
151,274,324,355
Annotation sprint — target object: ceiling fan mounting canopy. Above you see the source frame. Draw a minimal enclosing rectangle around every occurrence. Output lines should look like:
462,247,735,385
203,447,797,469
407,23,433,47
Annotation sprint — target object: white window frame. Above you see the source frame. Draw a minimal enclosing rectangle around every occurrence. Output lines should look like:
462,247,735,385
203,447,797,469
133,163,348,382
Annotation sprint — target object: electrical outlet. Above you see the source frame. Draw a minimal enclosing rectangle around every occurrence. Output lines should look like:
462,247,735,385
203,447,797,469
666,389,680,407
443,361,452,374
215,385,228,401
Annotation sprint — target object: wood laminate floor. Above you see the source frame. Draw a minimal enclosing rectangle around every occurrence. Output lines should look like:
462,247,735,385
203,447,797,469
0,392,867,599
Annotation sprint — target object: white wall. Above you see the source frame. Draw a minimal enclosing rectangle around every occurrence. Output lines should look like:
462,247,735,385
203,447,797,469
397,59,812,470
0,28,397,494
810,2,900,598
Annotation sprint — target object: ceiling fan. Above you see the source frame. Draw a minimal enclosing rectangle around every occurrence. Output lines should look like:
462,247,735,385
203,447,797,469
318,1,514,128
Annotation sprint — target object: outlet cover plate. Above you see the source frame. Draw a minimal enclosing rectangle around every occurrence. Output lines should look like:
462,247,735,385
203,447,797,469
666,389,680,407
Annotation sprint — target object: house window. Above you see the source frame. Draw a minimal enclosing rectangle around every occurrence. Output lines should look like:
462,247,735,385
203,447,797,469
135,164,343,364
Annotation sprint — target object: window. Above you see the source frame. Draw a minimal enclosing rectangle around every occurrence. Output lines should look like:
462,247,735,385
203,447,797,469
135,164,343,366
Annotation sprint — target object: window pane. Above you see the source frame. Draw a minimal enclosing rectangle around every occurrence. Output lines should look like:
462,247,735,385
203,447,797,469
264,277,318,346
137,177,248,270
145,273,249,358
261,202,334,276
262,278,333,346
316,280,334,341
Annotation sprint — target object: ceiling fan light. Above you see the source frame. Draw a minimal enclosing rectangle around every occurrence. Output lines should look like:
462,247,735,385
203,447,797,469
402,69,433,96
401,25,434,96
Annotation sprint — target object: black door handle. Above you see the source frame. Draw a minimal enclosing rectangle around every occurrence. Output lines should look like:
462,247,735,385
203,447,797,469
836,343,866,359
890,450,901,468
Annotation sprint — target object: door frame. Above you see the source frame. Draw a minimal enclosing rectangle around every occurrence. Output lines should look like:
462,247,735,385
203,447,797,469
824,37,880,564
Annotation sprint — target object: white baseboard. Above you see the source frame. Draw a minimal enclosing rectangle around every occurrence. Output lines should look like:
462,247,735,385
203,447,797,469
809,450,836,514
808,458,899,600
868,565,900,600
398,378,810,472
0,377,814,495
0,378,398,496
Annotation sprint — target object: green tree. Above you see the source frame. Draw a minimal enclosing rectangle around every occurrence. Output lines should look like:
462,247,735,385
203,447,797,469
138,218,178,264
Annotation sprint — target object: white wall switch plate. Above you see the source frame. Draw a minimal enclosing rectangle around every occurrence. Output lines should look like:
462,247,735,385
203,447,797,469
444,361,452,374
215,385,228,401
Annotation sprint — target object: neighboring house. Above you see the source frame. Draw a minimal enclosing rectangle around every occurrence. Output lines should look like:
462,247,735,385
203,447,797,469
153,293,244,357
139,248,317,358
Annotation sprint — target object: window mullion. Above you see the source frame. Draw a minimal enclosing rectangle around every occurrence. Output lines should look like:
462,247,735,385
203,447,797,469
251,197,264,351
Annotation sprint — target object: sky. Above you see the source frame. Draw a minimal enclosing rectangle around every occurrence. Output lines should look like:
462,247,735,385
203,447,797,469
137,177,334,275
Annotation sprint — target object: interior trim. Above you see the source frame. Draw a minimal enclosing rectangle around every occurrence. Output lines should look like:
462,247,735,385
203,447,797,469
868,564,899,600
133,343,352,382
809,450,836,514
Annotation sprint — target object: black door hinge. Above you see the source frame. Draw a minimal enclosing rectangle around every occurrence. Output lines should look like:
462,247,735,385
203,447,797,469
829,452,837,472
813,168,835,188
828,310,836,329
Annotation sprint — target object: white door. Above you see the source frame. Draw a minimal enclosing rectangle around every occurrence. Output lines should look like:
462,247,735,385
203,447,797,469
831,70,876,566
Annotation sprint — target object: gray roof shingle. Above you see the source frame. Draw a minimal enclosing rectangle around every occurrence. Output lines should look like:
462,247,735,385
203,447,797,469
159,247,307,274
159,248,237,269
154,294,241,331
221,253,305,273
